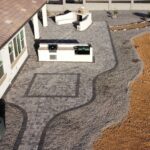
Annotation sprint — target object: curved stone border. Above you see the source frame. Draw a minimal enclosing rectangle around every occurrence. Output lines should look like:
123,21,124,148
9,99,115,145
93,32,150,150
7,102,28,150
110,21,150,32
37,23,118,150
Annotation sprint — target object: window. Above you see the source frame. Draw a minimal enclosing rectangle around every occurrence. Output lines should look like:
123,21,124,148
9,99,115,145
13,37,19,57
8,42,15,64
8,29,26,65
0,61,4,78
17,34,21,54
20,30,25,49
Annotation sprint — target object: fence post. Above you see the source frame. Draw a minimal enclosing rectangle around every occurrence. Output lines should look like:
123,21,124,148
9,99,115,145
131,0,134,10
63,0,66,11
109,0,112,10
83,0,86,6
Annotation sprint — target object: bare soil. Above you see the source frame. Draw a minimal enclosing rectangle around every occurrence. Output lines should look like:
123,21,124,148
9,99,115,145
110,21,150,31
93,33,150,150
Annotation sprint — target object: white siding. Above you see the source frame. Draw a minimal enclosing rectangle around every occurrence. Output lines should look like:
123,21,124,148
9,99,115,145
0,27,28,98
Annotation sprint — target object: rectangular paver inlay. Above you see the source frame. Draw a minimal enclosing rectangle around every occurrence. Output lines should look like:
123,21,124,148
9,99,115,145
25,73,80,97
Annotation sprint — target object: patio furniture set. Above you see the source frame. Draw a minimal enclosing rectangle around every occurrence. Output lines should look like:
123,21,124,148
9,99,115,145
55,7,92,31
38,7,93,62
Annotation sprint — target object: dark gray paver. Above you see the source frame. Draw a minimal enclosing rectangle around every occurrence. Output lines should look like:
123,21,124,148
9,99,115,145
39,27,150,150
3,11,150,149
0,103,26,150
4,19,115,150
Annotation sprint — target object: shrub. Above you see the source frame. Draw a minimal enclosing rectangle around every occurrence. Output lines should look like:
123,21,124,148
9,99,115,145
147,11,150,17
113,10,118,15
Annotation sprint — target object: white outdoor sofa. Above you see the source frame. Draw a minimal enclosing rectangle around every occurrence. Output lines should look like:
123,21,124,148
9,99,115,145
55,10,93,31
55,12,77,25
77,13,92,31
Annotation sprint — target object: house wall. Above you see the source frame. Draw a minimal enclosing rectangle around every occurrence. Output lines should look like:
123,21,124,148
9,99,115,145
47,1,150,11
0,27,28,98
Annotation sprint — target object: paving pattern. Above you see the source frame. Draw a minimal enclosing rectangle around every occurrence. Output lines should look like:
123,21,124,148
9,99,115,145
4,19,115,150
0,103,27,150
2,11,150,150
93,32,150,150
39,25,149,150
25,73,80,97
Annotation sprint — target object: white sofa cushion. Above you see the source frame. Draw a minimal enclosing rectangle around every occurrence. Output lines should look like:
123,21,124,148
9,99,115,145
77,13,92,31
55,12,77,25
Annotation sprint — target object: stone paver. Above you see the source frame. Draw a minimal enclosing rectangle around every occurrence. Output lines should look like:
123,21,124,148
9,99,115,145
0,103,26,150
39,27,150,150
3,11,150,150
25,73,80,97
92,10,148,25
4,19,116,150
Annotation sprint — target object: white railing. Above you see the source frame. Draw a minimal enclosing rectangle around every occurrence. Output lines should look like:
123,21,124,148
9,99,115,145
47,0,150,10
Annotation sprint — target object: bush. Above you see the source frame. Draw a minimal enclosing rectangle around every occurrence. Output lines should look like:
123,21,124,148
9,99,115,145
147,11,150,17
113,10,118,15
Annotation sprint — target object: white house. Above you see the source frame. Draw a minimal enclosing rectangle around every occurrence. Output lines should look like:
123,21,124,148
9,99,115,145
47,0,150,11
0,0,48,98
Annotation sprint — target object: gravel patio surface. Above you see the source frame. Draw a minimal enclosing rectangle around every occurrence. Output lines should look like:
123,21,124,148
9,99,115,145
94,32,150,150
4,19,115,150
39,25,150,150
2,12,150,150
0,103,25,150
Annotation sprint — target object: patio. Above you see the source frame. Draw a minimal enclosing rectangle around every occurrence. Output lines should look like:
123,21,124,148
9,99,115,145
1,9,150,149
4,18,116,150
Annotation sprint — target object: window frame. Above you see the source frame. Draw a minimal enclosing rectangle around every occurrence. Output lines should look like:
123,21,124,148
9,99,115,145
8,41,15,64
20,30,25,49
17,34,22,54
8,29,26,65
0,61,4,79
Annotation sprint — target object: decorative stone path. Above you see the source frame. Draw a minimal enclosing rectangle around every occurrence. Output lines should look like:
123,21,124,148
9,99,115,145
4,20,116,150
94,33,150,150
0,103,27,150
38,25,145,150
2,14,150,150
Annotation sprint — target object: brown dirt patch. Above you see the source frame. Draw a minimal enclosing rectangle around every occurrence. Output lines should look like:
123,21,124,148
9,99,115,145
110,21,150,31
93,33,150,150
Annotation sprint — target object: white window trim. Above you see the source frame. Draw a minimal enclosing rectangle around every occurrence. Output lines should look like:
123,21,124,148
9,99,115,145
8,29,25,61
8,42,15,63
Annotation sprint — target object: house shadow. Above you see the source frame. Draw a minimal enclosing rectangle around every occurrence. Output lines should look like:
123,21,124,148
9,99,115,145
133,12,148,20
29,20,34,36
0,99,6,127
49,10,72,23
73,21,79,29
47,0,63,4
34,39,79,56
106,11,112,18
38,11,43,26
66,0,82,4
50,16,55,23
